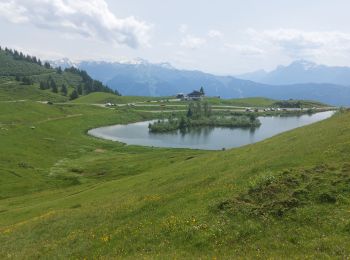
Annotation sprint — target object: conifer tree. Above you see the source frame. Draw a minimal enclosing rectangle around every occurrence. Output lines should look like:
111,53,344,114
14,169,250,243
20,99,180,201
77,84,83,95
61,84,68,96
51,80,58,93
44,62,51,69
69,89,79,100
39,81,46,90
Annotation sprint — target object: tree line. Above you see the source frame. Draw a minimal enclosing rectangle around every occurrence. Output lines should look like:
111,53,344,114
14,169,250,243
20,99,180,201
0,46,50,68
63,67,120,99
1,46,121,99
149,101,261,133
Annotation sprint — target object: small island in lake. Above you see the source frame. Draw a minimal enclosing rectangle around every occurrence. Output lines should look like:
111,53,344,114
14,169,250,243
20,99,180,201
149,101,261,133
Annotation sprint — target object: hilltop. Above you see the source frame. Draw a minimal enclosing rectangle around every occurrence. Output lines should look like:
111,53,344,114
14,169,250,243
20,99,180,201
0,47,120,102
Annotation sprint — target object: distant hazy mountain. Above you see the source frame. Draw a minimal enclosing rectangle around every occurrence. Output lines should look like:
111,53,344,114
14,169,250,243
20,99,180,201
237,69,268,83
238,60,350,86
50,58,350,106
78,60,270,98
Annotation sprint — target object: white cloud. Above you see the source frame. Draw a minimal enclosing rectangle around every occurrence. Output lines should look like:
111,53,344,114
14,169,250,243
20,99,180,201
179,29,222,50
0,0,152,48
208,30,223,38
180,35,206,49
179,24,188,34
0,1,28,23
225,43,264,56
248,28,350,59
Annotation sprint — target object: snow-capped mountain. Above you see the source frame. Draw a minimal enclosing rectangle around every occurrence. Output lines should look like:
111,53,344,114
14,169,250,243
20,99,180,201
49,58,78,69
48,58,350,105
238,60,350,86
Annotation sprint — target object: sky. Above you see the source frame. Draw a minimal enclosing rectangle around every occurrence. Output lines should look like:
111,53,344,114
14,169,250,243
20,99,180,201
1,0,350,74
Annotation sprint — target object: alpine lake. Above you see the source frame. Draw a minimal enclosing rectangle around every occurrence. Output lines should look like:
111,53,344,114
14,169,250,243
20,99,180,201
88,111,335,150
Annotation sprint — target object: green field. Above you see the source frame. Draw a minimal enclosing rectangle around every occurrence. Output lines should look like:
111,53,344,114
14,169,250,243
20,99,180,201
71,93,329,110
0,77,68,102
0,97,349,258
206,97,328,108
71,92,163,104
206,97,277,107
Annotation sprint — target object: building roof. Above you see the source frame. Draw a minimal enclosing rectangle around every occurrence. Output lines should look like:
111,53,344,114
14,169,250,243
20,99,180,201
188,90,203,97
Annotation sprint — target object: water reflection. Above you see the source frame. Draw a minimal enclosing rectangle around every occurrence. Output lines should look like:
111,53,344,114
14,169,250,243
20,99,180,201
88,111,335,150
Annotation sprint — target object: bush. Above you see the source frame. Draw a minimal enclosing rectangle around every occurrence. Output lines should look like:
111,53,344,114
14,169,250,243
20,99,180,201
318,192,337,204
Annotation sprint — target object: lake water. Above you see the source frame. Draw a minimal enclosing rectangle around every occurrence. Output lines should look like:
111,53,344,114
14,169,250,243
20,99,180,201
88,111,334,150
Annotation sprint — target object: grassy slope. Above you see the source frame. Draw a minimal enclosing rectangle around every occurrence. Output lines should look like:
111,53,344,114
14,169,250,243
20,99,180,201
0,49,116,101
0,100,349,258
206,97,328,108
0,52,80,101
73,93,328,110
29,71,83,96
71,92,164,104
0,77,68,102
206,97,277,107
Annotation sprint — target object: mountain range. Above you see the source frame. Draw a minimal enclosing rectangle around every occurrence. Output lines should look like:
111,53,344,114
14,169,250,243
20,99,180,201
238,60,350,86
50,59,350,106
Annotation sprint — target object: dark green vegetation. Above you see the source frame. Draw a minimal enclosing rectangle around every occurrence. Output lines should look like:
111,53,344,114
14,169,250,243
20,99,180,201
219,164,350,218
207,97,328,108
0,47,120,102
0,49,347,258
0,97,349,258
0,47,49,76
273,99,327,108
149,102,261,133
0,77,67,102
206,97,278,107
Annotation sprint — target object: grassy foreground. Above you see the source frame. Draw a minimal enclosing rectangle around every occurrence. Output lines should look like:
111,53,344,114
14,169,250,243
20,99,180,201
0,101,349,258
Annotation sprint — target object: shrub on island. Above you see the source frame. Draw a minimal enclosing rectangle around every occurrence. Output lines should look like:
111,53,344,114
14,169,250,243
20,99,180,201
149,102,261,133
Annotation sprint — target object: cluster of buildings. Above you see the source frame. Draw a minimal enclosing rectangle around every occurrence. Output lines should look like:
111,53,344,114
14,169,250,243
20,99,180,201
176,90,204,101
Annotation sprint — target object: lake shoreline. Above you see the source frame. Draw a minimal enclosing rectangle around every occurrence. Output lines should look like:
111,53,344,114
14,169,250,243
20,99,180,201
88,111,335,151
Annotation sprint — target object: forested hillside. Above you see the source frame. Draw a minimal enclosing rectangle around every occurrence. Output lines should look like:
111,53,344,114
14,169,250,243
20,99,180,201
0,47,120,101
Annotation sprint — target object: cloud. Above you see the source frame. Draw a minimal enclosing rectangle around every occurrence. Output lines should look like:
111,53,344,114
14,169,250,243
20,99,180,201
180,35,206,49
208,30,223,38
178,29,223,50
0,0,151,48
179,24,188,34
225,43,264,56
248,28,350,58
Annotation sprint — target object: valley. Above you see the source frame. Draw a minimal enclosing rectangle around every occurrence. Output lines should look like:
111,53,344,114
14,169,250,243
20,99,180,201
2,1,350,258
0,46,349,258
0,96,349,258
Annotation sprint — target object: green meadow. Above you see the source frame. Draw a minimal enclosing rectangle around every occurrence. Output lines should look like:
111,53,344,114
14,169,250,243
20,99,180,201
0,96,349,258
70,92,164,104
0,77,68,102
